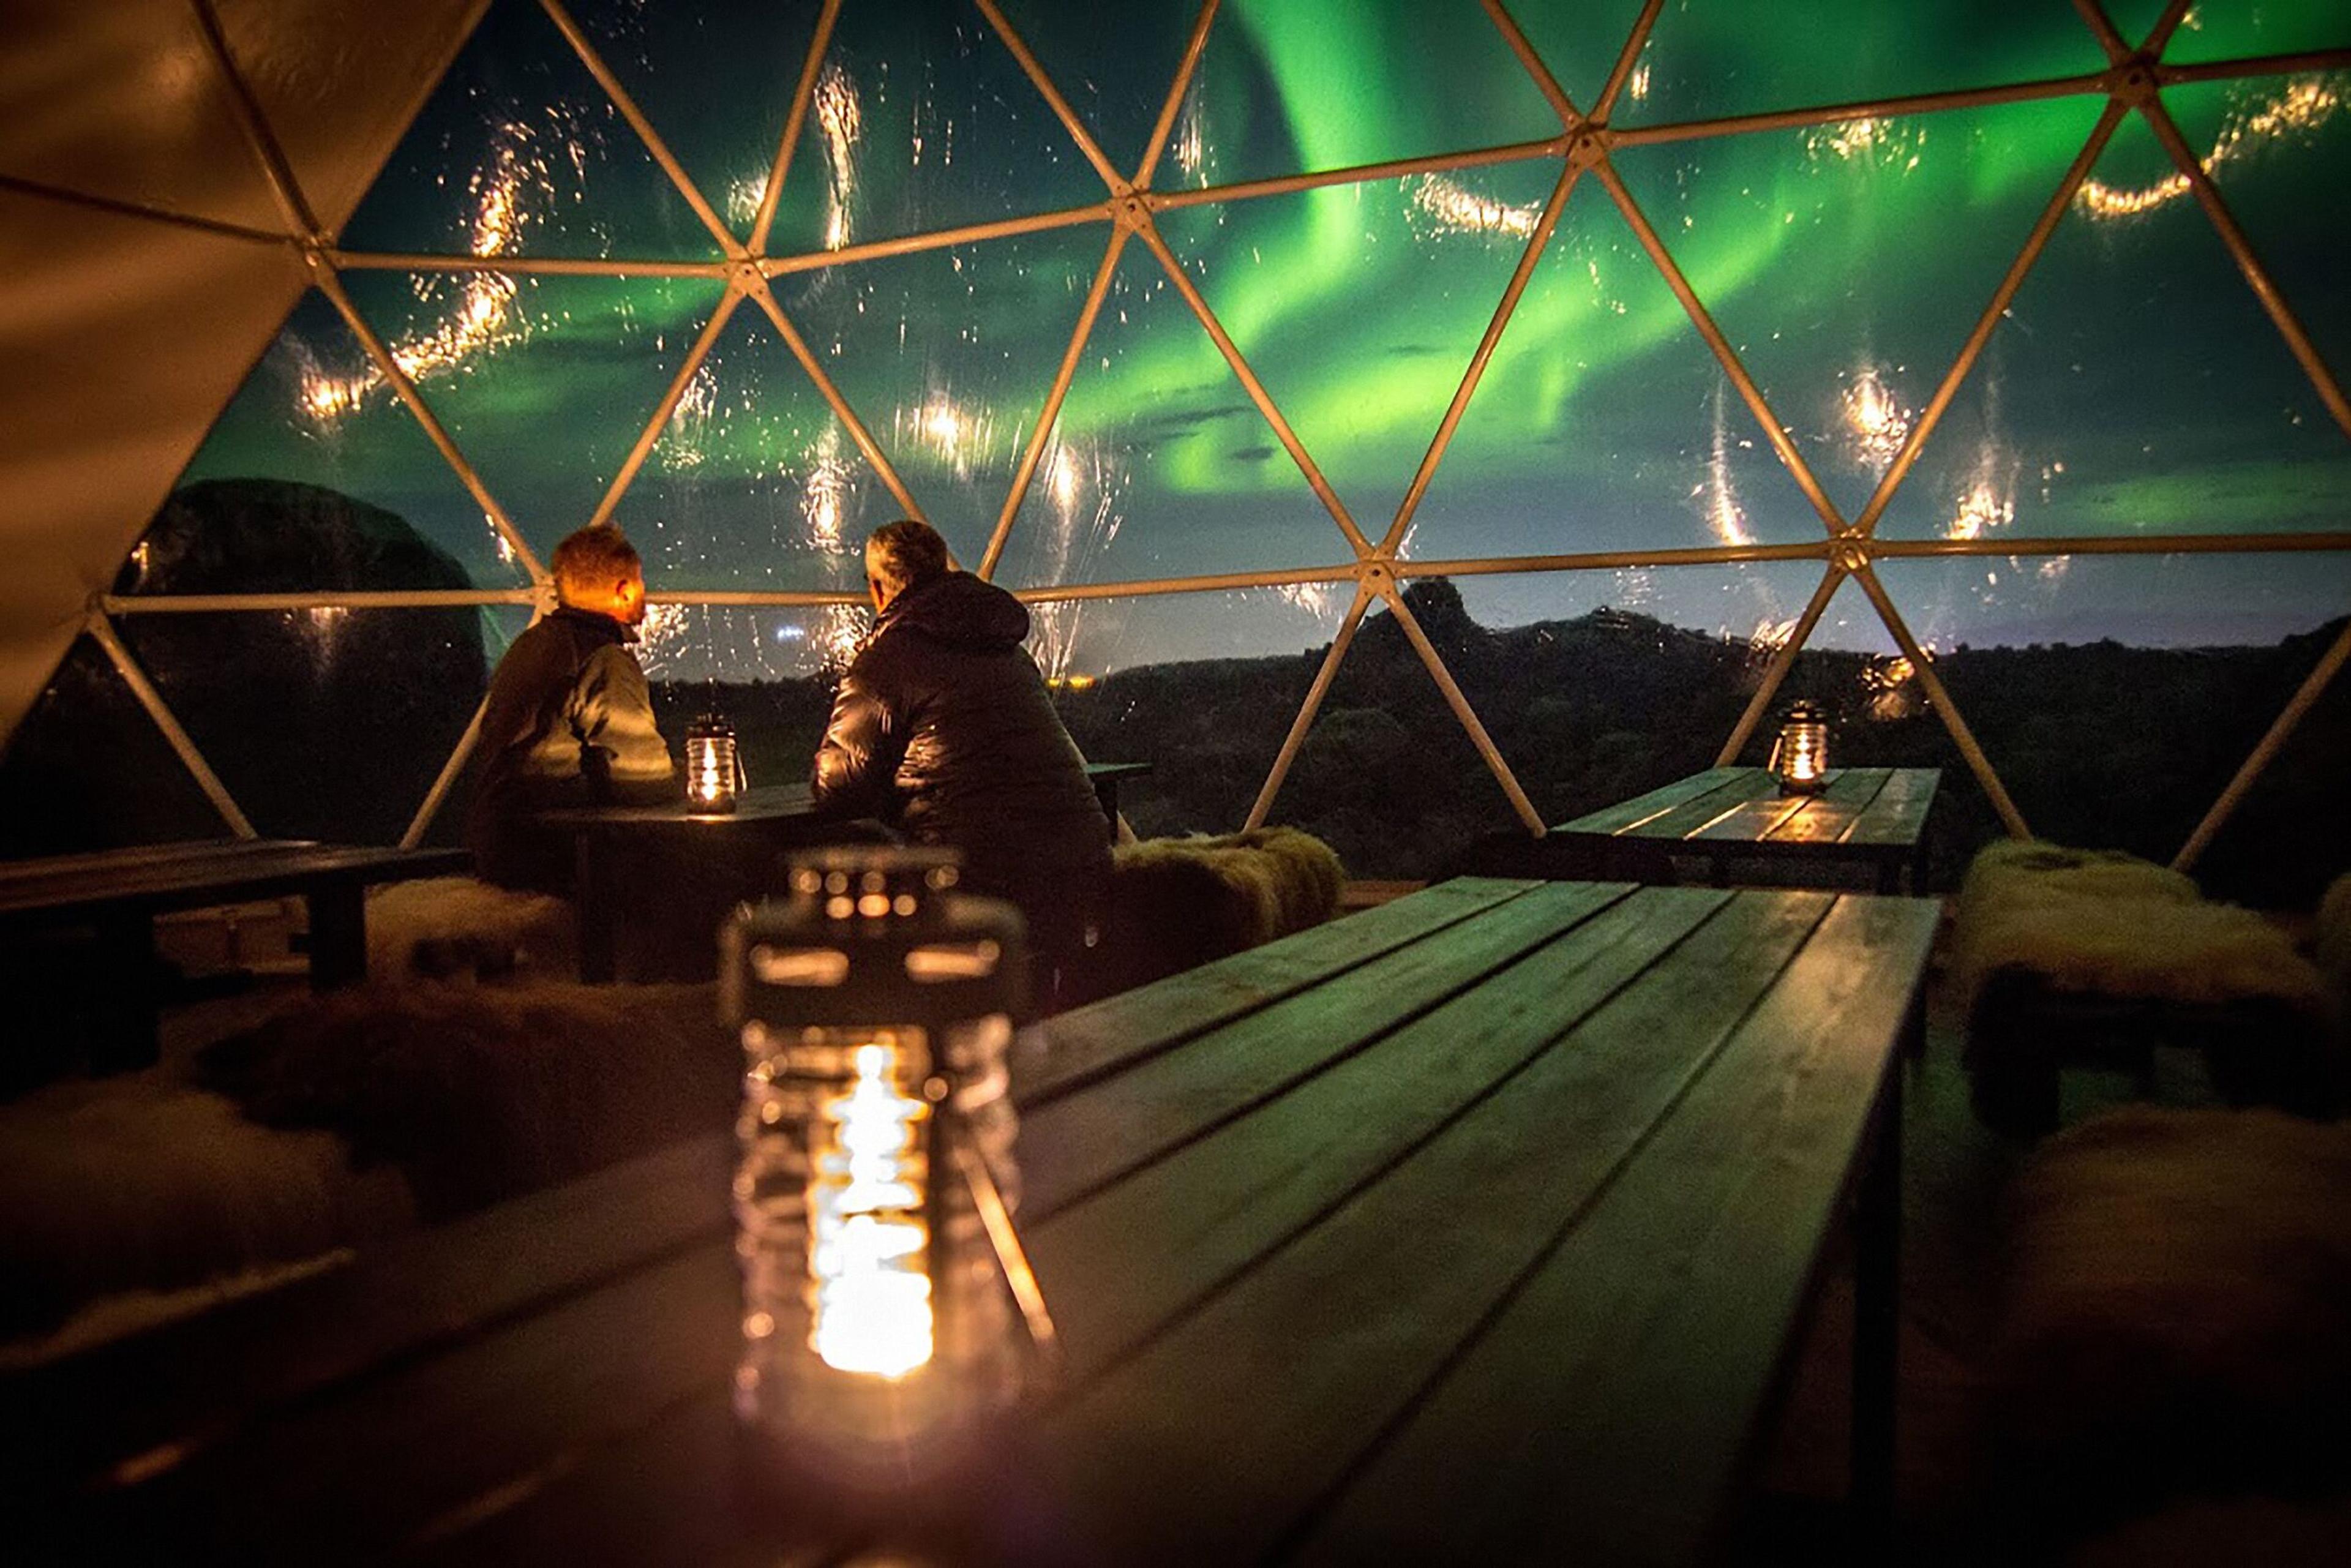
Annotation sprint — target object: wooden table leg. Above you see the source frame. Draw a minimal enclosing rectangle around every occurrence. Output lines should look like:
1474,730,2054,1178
576,831,616,984
307,880,366,990
91,907,160,1073
1852,1068,1902,1550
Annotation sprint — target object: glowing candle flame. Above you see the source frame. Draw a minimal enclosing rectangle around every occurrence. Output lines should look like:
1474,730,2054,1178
808,1043,932,1378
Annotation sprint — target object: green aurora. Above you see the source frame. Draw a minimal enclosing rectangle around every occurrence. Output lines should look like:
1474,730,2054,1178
178,0,2349,668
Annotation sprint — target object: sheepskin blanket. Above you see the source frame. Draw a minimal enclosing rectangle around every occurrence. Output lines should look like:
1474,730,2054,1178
2317,871,2351,1000
366,876,577,983
197,981,733,1219
1078,827,1344,1003
1977,1106,2351,1540
1949,841,2326,1020
0,1076,415,1344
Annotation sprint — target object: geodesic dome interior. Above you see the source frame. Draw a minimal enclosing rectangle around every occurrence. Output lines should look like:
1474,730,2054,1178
2,0,2347,887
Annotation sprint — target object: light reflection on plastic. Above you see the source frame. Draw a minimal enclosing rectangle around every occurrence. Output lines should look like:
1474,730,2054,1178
298,114,588,425
1701,380,1753,547
1840,365,1912,469
1410,174,1539,239
1804,116,1924,173
2078,74,2341,222
814,62,863,251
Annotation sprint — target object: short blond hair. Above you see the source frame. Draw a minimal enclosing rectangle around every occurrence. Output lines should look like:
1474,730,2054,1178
551,525,642,600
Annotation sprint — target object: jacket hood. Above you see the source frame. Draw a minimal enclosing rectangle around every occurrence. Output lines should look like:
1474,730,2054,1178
880,571,1030,650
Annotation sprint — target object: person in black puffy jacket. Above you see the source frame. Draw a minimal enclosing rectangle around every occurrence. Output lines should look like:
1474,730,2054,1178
467,525,675,893
812,519,1112,1005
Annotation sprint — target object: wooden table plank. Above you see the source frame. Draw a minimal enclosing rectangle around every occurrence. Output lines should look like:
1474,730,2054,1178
7,1136,733,1504
1753,768,1892,846
1016,881,1635,1223
1556,767,1749,836
1845,767,1940,847
72,1241,741,1564
1020,890,1840,1566
1294,894,1938,1566
1027,887,1737,1381
0,842,469,917
1623,771,1775,841
1019,877,1540,1107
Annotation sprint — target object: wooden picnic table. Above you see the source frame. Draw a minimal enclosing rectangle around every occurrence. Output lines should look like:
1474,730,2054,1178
1551,767,1942,893
538,762,1151,981
0,838,470,1068
18,876,1937,1563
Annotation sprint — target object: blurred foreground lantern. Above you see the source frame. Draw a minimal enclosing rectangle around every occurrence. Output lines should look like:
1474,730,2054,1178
686,714,744,812
723,847,1052,1480
1769,700,1831,795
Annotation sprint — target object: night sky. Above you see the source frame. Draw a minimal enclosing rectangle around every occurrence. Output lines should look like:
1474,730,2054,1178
165,0,2350,679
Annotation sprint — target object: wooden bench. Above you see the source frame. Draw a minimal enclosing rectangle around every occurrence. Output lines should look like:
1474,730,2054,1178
0,839,470,1070
15,877,1939,1563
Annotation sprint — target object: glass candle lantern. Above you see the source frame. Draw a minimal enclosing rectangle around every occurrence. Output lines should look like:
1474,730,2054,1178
686,714,743,812
1768,700,1831,795
723,847,1047,1480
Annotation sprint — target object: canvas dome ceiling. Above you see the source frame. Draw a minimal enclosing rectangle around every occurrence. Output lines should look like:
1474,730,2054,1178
1,0,2346,862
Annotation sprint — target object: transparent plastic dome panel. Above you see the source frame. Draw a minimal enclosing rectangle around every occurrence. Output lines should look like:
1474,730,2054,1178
21,0,2345,885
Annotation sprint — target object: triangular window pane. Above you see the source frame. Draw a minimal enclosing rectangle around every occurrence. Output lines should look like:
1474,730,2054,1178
113,609,490,844
615,303,898,595
2162,73,2351,383
994,242,1357,588
781,224,1112,569
2162,4,2351,65
1615,2,2110,128
1878,109,2351,541
1611,95,2106,527
341,271,729,564
339,0,724,258
1173,0,1559,191
121,290,527,593
1425,561,1835,823
0,635,226,857
1494,0,1665,114
1870,552,2351,893
1403,187,1830,561
1269,577,1526,877
2192,612,2351,908
568,0,827,239
636,606,874,691
1158,168,1556,540
1042,587,1354,835
762,0,1109,258
993,0,1204,179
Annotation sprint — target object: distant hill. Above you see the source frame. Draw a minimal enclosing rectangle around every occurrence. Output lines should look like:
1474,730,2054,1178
662,579,2350,907
0,480,486,853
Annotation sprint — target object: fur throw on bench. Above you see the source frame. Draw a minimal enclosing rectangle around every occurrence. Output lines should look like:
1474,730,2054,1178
2318,871,2351,1000
197,981,733,1218
1948,841,2325,1016
1077,827,1344,1004
1978,1106,2351,1544
2,981,733,1355
367,876,577,983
